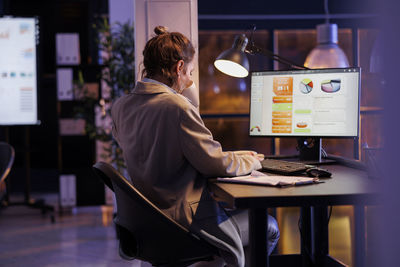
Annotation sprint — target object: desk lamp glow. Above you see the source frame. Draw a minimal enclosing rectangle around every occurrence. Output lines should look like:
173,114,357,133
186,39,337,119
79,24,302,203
214,34,307,78
213,35,250,78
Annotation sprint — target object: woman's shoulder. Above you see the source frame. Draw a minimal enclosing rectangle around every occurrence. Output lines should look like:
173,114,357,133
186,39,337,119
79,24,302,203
158,91,193,110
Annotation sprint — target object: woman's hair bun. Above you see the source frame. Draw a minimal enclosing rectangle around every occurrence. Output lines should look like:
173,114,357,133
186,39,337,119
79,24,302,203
154,26,169,35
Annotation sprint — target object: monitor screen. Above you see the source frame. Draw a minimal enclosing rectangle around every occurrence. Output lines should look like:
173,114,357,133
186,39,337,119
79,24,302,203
249,68,360,137
0,17,39,125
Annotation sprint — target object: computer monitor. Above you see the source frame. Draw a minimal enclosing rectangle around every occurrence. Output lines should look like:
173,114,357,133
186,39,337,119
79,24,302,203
0,17,40,125
249,67,360,161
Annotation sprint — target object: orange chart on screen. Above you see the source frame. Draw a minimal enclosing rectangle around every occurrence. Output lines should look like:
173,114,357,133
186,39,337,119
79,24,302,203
272,96,292,103
296,122,308,128
272,126,291,133
272,111,292,118
272,77,293,134
272,118,292,126
273,77,293,95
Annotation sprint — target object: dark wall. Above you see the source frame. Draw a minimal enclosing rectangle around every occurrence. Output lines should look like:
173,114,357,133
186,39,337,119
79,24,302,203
198,0,379,30
198,0,377,15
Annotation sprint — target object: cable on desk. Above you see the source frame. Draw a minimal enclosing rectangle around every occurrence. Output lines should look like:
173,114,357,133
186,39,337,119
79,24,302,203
321,147,328,158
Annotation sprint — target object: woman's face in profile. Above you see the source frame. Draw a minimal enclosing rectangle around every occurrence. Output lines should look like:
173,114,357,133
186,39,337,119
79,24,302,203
177,60,195,93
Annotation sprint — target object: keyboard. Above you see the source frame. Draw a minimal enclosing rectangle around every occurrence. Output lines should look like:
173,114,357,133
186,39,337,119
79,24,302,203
261,158,313,176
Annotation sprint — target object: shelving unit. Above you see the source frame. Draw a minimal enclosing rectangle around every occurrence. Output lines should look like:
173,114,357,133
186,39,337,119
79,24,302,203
56,64,106,207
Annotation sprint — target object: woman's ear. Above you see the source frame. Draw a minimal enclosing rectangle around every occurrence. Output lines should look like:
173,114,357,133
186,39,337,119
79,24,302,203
176,60,184,75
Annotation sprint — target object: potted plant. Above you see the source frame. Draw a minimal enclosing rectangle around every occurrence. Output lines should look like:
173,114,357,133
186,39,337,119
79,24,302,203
75,19,135,173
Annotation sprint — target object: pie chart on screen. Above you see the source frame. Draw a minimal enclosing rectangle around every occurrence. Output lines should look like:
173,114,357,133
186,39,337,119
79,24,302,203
321,79,341,93
299,78,313,94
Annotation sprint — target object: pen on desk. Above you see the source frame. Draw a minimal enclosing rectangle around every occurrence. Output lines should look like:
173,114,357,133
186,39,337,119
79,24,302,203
295,178,321,186
294,181,313,186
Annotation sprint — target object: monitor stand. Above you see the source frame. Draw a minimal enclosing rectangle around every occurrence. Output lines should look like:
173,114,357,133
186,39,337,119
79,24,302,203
296,137,336,165
267,138,336,165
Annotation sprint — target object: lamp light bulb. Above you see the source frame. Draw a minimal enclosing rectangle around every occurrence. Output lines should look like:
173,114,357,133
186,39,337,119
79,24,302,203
214,59,249,78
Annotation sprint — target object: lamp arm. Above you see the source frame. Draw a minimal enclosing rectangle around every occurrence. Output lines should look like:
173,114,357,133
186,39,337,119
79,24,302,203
246,44,309,70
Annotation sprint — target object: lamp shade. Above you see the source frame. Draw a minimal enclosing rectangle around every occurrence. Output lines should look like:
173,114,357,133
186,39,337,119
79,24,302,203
214,34,250,78
304,24,350,69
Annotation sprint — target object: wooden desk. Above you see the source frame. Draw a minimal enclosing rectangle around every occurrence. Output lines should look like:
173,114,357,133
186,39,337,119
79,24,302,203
209,164,379,267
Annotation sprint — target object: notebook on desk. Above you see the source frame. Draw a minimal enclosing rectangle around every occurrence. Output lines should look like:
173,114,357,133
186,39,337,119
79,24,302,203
217,171,320,187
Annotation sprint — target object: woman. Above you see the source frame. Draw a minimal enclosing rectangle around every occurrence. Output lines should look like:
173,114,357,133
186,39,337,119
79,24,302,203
111,26,279,267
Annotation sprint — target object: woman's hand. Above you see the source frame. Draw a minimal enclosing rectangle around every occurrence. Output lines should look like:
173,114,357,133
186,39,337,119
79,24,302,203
234,150,264,161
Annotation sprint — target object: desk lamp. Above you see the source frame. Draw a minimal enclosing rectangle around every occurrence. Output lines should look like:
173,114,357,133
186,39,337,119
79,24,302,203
214,33,307,78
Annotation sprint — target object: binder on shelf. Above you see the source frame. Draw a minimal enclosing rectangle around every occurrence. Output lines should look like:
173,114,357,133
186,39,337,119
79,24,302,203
59,174,76,207
56,33,81,65
56,68,73,100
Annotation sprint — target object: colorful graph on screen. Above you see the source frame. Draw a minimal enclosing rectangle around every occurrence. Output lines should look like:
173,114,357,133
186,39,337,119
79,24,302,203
272,77,293,133
299,78,313,94
321,79,341,93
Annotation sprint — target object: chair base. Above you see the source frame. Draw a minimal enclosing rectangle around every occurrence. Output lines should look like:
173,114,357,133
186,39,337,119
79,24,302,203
2,197,55,223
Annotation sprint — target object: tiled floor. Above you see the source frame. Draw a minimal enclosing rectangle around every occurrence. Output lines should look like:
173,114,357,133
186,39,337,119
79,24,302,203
0,194,373,267
0,194,224,267
0,194,149,267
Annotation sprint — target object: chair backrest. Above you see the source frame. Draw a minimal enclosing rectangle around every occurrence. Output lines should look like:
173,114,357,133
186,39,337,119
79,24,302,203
0,142,15,185
92,162,217,266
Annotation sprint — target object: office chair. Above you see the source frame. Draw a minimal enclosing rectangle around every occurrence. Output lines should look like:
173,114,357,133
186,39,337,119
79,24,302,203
92,162,218,267
0,142,15,203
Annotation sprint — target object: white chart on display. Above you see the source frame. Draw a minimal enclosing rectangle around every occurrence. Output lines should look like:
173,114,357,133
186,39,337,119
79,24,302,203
0,17,39,125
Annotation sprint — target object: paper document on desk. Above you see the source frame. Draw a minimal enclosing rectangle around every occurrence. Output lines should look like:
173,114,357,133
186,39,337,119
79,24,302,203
217,170,319,186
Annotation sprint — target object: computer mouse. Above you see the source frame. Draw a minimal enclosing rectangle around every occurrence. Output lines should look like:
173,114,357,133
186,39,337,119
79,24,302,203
306,167,332,178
